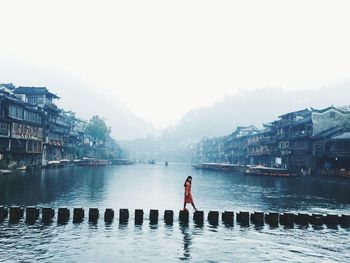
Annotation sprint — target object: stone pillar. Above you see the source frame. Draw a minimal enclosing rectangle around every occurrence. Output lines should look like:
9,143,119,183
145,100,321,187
295,213,310,226
73,208,84,223
208,211,219,226
251,212,264,226
179,210,189,225
89,208,99,224
26,206,39,224
9,206,23,224
280,213,295,227
135,209,144,225
193,210,204,226
42,207,55,224
164,210,173,225
222,211,234,226
58,208,70,224
104,208,114,223
265,212,279,227
149,209,159,225
237,211,250,226
119,209,129,224
310,214,324,226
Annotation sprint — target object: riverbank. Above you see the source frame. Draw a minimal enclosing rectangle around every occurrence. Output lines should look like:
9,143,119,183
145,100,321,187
192,162,350,179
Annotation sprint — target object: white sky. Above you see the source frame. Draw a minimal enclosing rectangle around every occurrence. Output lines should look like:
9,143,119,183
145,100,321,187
1,0,350,129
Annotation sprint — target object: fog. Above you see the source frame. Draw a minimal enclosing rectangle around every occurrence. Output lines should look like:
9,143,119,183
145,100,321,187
1,0,350,141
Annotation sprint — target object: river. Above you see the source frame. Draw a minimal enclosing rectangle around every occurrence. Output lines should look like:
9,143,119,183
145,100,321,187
0,163,349,262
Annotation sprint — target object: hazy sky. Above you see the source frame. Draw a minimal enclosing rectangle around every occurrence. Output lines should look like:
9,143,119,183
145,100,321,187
1,0,350,129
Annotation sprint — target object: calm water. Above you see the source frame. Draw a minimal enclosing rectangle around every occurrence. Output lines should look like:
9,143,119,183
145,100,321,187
0,163,350,262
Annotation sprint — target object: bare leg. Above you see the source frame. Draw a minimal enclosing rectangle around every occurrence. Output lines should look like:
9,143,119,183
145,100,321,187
191,202,197,210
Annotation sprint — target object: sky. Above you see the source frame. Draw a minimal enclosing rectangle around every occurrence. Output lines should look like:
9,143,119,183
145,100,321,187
1,0,350,129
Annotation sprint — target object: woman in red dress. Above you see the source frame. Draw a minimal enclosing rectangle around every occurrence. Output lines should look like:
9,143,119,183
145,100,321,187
183,176,197,211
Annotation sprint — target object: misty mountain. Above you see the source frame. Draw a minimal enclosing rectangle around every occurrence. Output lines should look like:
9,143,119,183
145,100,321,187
0,61,155,140
161,80,350,144
54,79,155,141
55,81,155,141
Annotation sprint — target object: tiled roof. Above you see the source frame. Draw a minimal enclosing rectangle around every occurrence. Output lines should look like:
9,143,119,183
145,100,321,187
312,127,344,139
331,132,350,140
14,87,59,99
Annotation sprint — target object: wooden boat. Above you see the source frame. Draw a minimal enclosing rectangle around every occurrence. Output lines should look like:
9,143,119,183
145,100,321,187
243,166,298,177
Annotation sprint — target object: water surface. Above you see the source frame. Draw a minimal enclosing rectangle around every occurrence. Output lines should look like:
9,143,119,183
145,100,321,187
0,164,349,262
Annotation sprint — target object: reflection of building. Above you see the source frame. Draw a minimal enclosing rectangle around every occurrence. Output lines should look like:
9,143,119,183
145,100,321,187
192,106,350,176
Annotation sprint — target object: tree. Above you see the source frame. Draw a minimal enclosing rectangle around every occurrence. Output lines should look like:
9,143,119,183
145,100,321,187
85,115,111,145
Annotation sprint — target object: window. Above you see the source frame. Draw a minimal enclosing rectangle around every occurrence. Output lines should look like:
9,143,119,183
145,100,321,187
9,105,23,119
27,140,43,153
0,122,9,136
27,95,44,105
24,110,42,124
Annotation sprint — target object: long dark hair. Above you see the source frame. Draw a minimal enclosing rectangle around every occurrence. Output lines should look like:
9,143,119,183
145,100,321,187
184,176,192,187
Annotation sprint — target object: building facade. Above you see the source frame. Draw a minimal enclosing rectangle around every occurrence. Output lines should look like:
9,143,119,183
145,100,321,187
0,90,44,167
192,106,350,176
0,84,123,168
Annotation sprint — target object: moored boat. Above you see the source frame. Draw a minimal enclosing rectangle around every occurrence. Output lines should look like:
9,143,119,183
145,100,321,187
244,166,298,177
74,158,108,166
44,161,63,169
59,159,74,166
192,163,245,172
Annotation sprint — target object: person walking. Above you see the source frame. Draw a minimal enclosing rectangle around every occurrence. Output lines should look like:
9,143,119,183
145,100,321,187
183,176,197,211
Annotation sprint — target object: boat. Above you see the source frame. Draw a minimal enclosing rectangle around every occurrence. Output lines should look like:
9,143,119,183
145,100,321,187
17,166,27,171
59,159,73,166
243,166,299,177
148,160,156,164
111,159,135,165
192,163,245,172
74,158,108,166
0,170,11,175
44,161,63,169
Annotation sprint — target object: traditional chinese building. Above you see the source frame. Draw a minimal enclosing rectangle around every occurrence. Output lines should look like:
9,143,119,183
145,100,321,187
224,125,258,165
0,90,44,167
192,106,350,177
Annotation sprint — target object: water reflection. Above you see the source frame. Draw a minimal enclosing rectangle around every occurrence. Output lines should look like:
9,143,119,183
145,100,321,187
179,225,192,261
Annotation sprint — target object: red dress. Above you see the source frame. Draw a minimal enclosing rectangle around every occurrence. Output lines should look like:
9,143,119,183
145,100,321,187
184,181,193,203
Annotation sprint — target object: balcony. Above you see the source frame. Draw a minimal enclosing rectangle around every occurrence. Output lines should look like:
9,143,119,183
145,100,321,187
290,130,312,138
